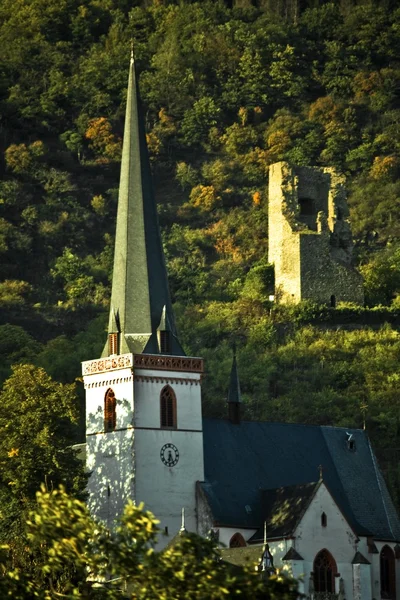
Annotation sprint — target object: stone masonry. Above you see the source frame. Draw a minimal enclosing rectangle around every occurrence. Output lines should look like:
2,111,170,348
268,161,364,306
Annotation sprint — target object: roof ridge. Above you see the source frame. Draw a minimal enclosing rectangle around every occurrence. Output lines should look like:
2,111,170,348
202,417,365,432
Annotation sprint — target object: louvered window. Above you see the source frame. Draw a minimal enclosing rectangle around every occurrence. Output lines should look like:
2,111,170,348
160,385,177,429
109,333,118,355
158,330,170,354
104,388,116,432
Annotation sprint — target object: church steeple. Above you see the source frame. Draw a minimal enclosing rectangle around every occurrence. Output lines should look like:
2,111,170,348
103,55,183,357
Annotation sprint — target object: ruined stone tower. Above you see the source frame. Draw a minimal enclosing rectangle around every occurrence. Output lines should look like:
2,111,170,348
268,162,363,306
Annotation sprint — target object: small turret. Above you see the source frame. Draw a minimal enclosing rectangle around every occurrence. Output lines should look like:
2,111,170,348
258,521,275,580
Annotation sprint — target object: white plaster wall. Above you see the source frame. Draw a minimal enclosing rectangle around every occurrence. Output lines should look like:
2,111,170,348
134,428,204,549
269,539,296,566
84,364,204,550
372,540,400,600
353,563,372,600
133,372,202,430
356,537,379,599
217,527,257,548
86,429,134,528
85,367,134,434
294,483,358,600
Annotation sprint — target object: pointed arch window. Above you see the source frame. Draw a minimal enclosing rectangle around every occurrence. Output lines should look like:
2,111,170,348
229,532,246,548
381,545,396,599
104,388,116,432
160,385,177,429
321,512,327,527
313,549,337,593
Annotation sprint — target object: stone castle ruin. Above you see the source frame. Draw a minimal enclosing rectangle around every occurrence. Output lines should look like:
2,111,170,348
268,162,364,306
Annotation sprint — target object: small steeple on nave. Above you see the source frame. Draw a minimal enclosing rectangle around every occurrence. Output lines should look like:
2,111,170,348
81,54,204,549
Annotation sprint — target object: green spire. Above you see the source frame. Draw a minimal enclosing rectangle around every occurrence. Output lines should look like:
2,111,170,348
103,55,184,357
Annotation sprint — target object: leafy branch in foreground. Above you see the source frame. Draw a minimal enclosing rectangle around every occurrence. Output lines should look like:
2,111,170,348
1,486,298,600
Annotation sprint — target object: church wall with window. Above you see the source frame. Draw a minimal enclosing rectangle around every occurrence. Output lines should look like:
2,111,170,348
293,482,357,599
374,541,399,600
84,365,135,529
217,527,257,548
132,367,204,545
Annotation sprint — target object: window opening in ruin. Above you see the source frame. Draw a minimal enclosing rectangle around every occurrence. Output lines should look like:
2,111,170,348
298,197,314,216
330,295,336,308
104,388,116,432
160,385,177,429
380,545,396,599
313,549,337,593
229,532,246,548
321,512,327,527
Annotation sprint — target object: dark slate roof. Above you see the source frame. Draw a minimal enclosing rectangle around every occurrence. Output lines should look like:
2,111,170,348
352,551,370,565
103,56,183,357
282,547,304,561
249,482,319,542
201,419,400,541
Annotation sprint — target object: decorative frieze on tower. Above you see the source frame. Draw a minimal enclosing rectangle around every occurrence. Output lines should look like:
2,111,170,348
82,54,204,546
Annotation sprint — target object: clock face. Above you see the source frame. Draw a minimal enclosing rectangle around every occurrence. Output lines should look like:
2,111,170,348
160,443,179,467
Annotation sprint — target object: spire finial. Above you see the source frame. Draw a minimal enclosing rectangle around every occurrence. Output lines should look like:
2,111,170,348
179,507,187,535
130,40,134,63
318,464,324,481
263,520,267,547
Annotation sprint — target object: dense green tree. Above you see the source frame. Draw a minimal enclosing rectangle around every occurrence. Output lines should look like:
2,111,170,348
0,364,86,575
0,485,299,599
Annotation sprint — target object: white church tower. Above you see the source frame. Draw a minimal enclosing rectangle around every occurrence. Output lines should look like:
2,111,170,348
81,54,204,545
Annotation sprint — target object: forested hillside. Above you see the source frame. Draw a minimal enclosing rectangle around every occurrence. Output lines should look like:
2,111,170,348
0,0,399,504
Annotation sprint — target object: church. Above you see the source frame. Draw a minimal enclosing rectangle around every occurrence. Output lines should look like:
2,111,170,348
81,56,400,600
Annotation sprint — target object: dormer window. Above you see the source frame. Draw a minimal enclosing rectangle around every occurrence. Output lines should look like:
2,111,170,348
160,385,177,429
346,433,356,451
321,512,327,527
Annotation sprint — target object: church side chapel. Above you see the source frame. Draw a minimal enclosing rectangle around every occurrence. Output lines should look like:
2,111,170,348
82,56,400,600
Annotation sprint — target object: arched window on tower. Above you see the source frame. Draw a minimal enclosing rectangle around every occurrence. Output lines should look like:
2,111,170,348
313,549,337,593
160,385,177,429
104,388,116,432
229,532,246,548
380,545,396,599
